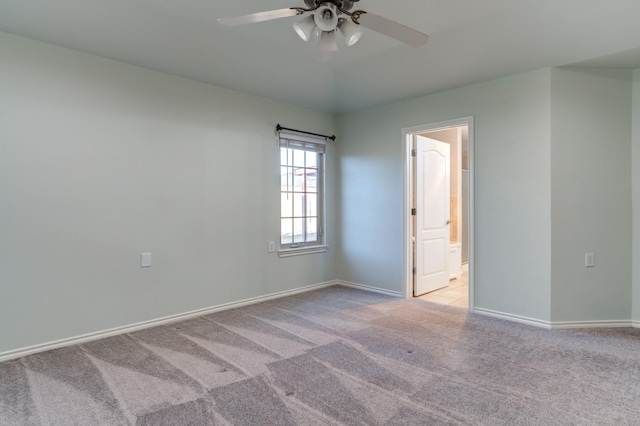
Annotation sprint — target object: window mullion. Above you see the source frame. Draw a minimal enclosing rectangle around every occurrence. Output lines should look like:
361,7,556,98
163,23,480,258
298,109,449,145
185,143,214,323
302,153,307,244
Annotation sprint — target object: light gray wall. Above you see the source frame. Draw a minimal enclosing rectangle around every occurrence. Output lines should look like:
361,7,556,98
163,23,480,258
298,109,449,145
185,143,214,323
0,33,336,354
337,69,552,322
633,69,640,323
4,31,636,357
549,68,632,322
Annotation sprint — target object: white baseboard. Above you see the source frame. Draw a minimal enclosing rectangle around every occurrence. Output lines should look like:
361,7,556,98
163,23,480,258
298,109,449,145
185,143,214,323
475,307,638,330
335,280,403,298
0,280,337,363
4,282,635,362
551,320,633,329
474,308,552,329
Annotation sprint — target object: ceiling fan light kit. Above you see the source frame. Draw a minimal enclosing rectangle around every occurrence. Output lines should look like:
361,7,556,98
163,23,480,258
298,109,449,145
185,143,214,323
218,0,428,59
292,14,316,41
338,19,363,46
313,2,339,31
319,30,339,52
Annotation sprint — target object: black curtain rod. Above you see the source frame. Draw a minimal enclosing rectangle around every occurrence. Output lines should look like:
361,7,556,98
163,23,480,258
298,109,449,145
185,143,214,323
276,124,336,141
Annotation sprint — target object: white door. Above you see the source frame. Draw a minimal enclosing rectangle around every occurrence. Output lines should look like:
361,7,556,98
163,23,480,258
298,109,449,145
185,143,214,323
414,135,450,296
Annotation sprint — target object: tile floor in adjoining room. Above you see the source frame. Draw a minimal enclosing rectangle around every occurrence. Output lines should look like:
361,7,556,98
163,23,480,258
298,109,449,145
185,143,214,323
417,263,468,308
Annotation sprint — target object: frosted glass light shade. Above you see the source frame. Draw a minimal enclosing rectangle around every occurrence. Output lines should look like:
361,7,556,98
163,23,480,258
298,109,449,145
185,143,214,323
318,30,338,52
314,3,338,32
339,20,363,46
292,15,316,42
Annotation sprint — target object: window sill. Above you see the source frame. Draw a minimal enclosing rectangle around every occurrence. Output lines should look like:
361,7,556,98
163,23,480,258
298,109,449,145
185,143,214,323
278,245,329,258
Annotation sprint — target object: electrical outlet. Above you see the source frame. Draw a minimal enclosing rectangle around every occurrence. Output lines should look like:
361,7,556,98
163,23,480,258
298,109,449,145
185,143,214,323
140,252,152,268
585,252,595,268
268,241,275,253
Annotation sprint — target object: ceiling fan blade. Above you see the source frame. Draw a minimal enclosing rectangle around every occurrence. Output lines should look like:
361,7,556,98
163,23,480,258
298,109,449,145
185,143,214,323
358,13,428,47
218,8,300,26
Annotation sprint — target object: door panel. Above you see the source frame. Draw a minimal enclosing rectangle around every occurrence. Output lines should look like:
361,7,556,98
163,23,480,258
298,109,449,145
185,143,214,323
414,136,450,296
422,239,446,275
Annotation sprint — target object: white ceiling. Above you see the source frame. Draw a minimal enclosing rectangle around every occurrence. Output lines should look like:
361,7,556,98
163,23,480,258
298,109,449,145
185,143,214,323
1,0,640,113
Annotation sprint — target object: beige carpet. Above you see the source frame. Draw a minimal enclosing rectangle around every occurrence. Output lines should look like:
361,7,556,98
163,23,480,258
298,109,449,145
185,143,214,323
2,286,640,425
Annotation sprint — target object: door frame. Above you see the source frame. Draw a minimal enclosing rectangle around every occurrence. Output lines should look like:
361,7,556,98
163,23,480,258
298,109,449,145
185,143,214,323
402,117,475,311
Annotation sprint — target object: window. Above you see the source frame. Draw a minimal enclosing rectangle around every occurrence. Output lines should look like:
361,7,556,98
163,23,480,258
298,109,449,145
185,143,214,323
279,131,326,254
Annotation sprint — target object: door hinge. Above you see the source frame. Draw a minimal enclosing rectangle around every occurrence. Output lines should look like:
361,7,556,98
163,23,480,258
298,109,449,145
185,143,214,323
411,208,416,216
411,149,416,157
412,267,416,275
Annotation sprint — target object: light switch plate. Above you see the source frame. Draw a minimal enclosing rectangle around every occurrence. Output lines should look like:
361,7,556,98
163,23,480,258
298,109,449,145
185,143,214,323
140,252,152,268
585,252,595,268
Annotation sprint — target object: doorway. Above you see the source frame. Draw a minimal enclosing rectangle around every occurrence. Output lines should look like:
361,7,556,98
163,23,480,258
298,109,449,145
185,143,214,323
403,117,474,311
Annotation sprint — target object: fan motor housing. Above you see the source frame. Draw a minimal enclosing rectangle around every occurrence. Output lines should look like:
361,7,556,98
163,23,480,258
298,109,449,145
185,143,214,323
304,0,355,12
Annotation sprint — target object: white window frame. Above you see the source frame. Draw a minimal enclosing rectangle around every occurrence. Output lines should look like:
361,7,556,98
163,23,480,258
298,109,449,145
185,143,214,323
278,130,328,257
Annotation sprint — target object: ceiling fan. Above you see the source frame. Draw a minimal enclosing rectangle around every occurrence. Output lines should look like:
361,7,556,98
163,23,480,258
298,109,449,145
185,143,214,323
218,0,428,59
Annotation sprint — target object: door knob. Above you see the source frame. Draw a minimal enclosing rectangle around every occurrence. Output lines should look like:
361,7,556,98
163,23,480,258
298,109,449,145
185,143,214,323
446,220,451,225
